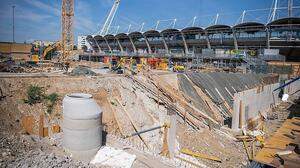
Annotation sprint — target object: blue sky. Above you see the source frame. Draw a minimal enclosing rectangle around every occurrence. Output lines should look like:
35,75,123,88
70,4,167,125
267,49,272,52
0,0,298,43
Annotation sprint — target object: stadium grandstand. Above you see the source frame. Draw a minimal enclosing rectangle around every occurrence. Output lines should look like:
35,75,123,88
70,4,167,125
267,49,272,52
83,1,300,65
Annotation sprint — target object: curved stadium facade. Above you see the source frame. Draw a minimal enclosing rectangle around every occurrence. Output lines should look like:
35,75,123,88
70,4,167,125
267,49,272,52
86,17,300,61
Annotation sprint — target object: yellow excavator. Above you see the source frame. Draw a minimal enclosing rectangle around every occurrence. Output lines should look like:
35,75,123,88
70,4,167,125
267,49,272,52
42,42,61,61
173,63,185,72
31,42,61,63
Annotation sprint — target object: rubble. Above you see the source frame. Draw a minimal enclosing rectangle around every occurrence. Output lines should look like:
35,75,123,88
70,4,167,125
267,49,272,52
0,67,299,167
70,65,97,76
0,132,97,168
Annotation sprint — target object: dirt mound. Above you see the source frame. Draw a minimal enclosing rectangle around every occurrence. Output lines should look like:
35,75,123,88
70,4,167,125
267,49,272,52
70,65,96,76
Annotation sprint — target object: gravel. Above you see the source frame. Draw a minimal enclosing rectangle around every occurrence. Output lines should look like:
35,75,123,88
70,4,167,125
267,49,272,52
0,132,97,168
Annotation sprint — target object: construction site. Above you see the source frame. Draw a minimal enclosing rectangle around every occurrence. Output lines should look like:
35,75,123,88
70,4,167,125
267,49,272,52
1,0,300,167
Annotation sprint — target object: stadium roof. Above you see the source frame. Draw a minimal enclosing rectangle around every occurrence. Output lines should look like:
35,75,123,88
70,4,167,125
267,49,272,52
205,24,231,31
161,28,180,35
268,17,300,26
88,17,300,38
233,22,265,32
144,30,161,37
181,27,204,34
94,35,104,41
129,31,143,38
234,22,265,28
116,33,129,39
104,34,115,40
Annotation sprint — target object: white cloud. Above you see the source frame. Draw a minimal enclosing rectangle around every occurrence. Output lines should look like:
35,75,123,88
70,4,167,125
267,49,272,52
0,4,52,22
23,0,60,16
99,0,114,8
74,0,98,34
17,8,53,22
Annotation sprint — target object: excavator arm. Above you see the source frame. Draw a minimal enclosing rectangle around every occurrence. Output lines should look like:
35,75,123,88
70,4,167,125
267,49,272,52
42,42,61,60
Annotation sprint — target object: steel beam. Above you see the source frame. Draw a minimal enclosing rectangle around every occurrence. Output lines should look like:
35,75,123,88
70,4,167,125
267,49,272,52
204,31,211,49
181,32,189,54
266,28,271,49
161,35,170,53
116,38,124,52
128,36,137,53
143,35,152,54
104,37,112,52
93,37,102,53
232,30,239,50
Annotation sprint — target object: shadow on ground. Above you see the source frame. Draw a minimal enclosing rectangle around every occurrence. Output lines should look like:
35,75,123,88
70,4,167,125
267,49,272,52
287,96,300,119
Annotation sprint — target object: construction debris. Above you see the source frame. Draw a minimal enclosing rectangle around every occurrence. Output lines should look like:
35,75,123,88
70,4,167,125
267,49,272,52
180,148,222,162
0,61,299,168
91,146,136,168
254,117,300,167
70,65,96,76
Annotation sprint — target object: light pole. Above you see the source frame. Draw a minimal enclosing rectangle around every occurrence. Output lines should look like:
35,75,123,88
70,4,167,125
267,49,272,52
12,5,15,43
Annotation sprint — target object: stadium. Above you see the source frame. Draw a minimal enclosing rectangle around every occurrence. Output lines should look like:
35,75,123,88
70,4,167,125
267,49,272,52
85,17,300,63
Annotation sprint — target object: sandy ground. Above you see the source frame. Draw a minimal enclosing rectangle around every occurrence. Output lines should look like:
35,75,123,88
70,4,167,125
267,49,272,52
0,71,297,168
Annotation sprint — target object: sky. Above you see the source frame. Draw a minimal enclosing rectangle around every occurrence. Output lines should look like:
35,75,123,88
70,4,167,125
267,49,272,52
0,0,299,43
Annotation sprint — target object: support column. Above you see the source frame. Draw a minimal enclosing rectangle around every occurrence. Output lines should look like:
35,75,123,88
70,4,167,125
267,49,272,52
128,36,137,53
204,31,211,49
220,32,224,45
92,37,102,53
143,35,152,54
181,32,189,54
233,30,239,50
266,28,271,49
116,38,124,53
104,38,112,52
161,35,169,53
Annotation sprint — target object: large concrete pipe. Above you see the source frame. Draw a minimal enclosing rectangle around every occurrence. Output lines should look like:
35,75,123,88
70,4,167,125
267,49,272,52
62,93,102,162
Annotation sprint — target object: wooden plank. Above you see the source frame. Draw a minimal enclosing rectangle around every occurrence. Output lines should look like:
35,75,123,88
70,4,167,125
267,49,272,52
39,114,45,137
239,101,243,129
180,148,222,162
150,75,219,126
21,115,35,135
108,97,128,137
129,75,203,129
52,125,61,133
254,118,300,166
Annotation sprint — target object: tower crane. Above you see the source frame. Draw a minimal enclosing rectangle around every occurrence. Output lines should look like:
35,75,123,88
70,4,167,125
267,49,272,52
100,0,121,35
61,0,74,60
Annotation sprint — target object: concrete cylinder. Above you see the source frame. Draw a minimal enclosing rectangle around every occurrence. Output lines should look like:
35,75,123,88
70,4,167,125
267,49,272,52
62,93,102,162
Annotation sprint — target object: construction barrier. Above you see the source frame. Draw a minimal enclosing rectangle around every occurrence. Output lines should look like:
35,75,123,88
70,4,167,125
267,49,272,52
232,79,300,131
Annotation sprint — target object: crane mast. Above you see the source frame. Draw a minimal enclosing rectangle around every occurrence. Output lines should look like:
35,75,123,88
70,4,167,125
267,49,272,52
100,0,120,36
61,0,74,60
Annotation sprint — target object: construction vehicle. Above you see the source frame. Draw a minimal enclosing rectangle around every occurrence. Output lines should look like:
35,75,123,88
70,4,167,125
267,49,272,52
42,42,61,60
157,58,168,70
111,57,137,74
30,42,61,63
173,63,185,72
147,58,169,70
31,54,39,63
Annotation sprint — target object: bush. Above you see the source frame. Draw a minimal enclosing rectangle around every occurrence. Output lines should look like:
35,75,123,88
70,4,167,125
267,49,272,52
24,85,45,105
46,93,59,103
24,85,59,115
45,93,59,114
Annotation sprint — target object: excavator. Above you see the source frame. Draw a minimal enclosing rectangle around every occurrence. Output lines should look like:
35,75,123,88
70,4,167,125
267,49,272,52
31,42,61,63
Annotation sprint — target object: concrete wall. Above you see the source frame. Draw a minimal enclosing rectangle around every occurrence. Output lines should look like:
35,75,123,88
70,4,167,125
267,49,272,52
0,42,31,60
232,79,300,131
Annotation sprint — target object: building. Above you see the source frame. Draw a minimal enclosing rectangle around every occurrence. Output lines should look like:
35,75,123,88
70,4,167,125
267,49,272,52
0,42,32,61
86,17,300,61
32,40,55,47
78,35,91,51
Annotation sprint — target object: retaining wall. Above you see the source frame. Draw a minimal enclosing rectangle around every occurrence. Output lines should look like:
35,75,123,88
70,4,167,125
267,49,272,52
232,79,300,131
